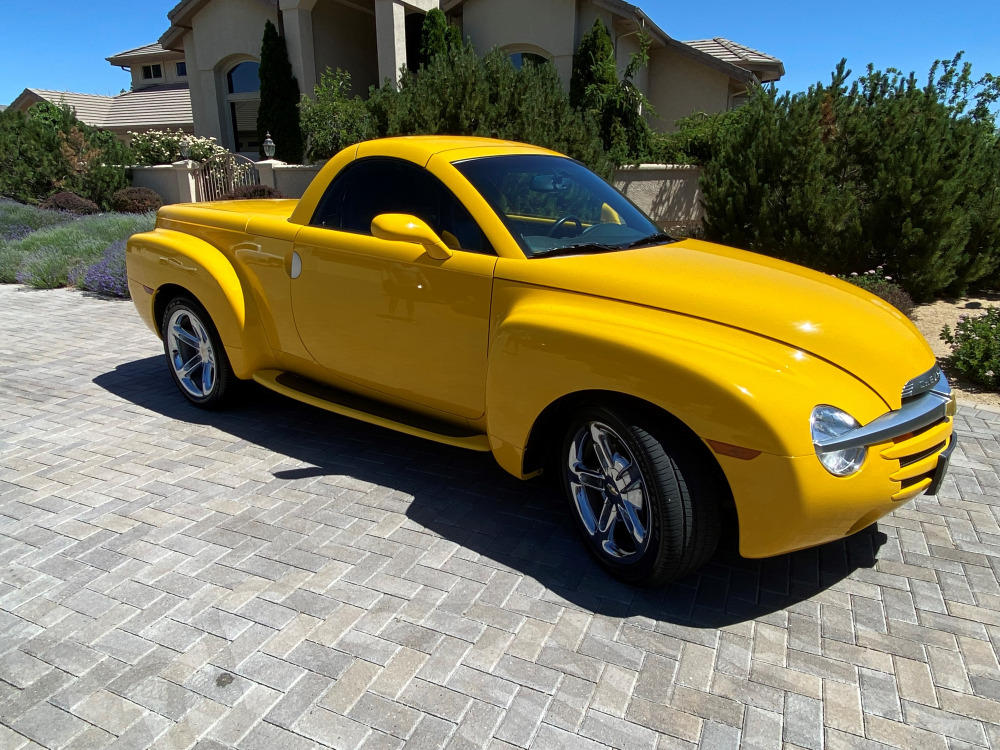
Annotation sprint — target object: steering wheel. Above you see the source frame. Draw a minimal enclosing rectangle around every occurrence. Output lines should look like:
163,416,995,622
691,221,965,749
548,215,582,237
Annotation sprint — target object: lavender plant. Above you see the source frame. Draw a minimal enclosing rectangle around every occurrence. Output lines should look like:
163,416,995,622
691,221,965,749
79,240,130,298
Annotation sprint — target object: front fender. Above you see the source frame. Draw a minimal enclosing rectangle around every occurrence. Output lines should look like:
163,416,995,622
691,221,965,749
126,228,271,377
485,283,890,477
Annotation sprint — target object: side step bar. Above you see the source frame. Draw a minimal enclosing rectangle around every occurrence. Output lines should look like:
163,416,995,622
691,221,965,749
252,370,492,452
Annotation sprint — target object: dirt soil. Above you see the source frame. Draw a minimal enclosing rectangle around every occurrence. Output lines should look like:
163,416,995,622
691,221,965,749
910,293,1000,409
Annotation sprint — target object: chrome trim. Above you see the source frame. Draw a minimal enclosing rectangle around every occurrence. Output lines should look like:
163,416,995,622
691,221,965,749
902,364,942,400
814,371,951,454
925,434,957,495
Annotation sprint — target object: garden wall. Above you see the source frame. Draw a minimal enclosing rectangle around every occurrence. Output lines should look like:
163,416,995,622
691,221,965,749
131,161,704,228
613,164,704,229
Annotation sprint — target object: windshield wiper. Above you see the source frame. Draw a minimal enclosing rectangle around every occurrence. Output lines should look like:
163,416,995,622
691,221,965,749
624,232,677,249
531,243,618,259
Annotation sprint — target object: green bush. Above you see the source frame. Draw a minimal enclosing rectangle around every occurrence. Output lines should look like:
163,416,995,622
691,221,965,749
110,187,162,214
367,42,612,177
646,109,748,165
41,191,100,215
128,129,227,165
942,307,1000,390
701,55,1000,302
1,212,154,288
839,266,915,317
300,68,375,162
0,103,130,208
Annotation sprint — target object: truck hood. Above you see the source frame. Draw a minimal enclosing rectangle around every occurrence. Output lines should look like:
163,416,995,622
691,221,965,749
495,238,934,409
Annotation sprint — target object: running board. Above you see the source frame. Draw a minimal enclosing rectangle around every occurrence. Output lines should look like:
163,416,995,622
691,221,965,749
252,370,492,452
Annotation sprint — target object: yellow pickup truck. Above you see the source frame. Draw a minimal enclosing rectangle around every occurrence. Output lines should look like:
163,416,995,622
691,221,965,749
126,135,956,585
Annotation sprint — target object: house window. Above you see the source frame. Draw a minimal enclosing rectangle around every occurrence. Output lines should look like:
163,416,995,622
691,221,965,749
509,52,547,70
226,61,261,153
142,64,163,80
176,62,187,77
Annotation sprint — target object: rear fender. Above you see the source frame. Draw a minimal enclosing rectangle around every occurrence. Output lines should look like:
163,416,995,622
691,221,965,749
126,228,271,377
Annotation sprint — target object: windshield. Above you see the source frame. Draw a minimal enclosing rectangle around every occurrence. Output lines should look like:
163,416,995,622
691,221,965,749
452,154,663,257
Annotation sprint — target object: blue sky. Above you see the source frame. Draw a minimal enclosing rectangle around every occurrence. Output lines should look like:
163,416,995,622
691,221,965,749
2,1,998,107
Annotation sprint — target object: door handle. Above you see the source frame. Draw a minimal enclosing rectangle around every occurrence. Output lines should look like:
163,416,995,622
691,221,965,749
286,251,302,279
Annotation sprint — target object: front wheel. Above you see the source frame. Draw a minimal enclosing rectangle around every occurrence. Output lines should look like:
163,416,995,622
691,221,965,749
561,406,721,586
161,296,236,409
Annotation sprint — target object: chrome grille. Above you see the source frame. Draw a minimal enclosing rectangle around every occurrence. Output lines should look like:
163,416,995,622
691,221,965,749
902,365,942,401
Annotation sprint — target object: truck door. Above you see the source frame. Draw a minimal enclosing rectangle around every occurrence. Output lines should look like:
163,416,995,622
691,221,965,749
290,158,497,420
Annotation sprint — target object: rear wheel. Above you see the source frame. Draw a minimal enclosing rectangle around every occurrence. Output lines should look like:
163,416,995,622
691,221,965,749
161,296,235,409
561,405,720,585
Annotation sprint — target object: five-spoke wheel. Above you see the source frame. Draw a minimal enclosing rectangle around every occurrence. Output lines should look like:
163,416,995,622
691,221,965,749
161,297,235,409
561,406,720,585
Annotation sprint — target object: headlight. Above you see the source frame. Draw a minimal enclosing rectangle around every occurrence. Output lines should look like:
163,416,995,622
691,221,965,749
811,405,867,476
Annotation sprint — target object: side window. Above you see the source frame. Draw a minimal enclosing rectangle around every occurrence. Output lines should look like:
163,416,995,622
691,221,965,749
311,159,493,255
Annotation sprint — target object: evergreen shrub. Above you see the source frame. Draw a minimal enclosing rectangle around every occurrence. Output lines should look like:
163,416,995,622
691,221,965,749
366,42,612,177
257,20,303,163
111,187,162,214
942,307,1000,390
0,103,130,208
701,55,1000,301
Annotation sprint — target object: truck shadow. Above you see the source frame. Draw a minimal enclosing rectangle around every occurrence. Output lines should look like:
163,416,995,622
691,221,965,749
95,357,888,629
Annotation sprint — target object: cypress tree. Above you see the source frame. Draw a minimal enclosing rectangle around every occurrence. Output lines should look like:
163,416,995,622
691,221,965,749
569,18,653,163
570,19,616,110
257,19,303,163
419,9,459,68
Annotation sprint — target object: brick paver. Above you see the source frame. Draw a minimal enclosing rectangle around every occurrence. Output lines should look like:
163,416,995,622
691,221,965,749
2,284,1000,749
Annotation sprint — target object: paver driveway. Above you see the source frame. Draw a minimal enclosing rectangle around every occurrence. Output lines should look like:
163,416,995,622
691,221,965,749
1,284,999,750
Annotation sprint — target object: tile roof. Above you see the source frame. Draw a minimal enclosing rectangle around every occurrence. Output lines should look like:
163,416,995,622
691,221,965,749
107,42,183,65
683,38,785,79
104,83,193,130
11,86,192,132
18,90,115,127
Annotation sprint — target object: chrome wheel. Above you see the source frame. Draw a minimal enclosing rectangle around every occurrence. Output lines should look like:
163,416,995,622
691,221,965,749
566,420,652,563
166,308,217,399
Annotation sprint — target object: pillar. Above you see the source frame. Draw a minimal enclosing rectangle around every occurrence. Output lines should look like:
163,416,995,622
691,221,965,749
279,0,319,98
375,0,407,86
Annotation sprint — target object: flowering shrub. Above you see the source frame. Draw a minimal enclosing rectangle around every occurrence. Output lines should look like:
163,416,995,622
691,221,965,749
79,240,130,298
941,308,1000,391
0,200,73,241
129,129,228,165
3,211,153,287
839,266,915,318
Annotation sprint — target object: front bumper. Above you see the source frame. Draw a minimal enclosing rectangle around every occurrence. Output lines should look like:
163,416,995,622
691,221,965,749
724,371,956,559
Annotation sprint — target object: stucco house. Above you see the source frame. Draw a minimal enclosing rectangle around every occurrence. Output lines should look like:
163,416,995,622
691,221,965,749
8,44,194,140
158,0,782,154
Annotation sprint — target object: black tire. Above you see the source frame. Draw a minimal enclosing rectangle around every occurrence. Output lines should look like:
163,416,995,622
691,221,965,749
160,295,236,410
560,405,721,586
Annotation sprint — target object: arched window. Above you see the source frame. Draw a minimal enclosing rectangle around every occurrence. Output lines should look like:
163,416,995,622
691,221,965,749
508,52,548,70
226,61,260,153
